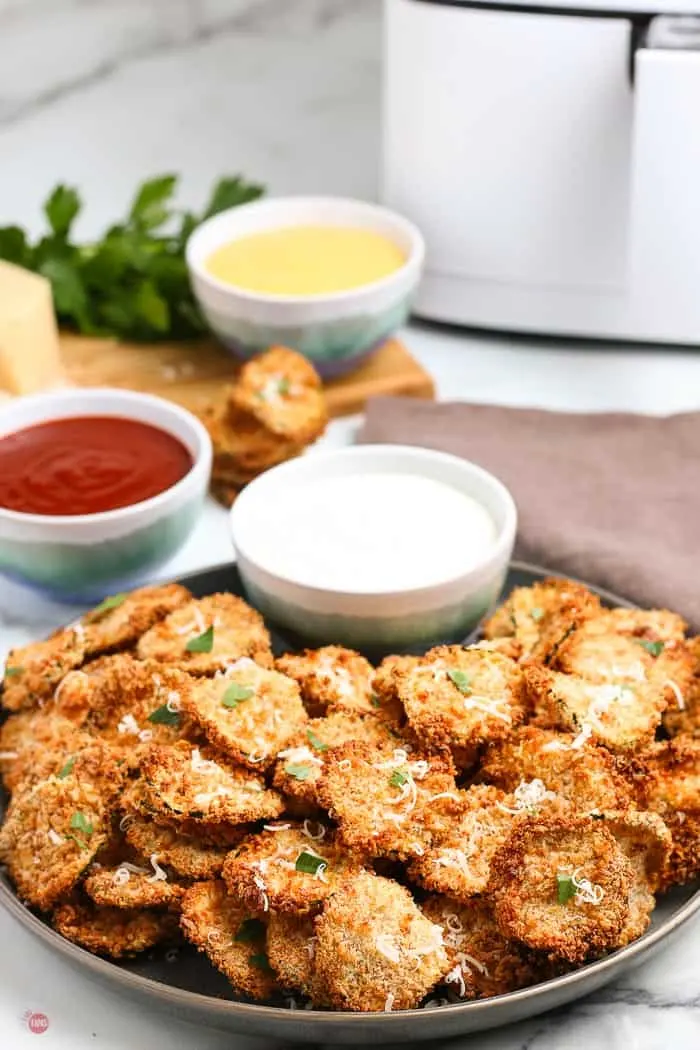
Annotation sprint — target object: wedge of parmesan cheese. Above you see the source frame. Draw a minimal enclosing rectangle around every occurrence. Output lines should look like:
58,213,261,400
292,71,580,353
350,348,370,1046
0,261,65,394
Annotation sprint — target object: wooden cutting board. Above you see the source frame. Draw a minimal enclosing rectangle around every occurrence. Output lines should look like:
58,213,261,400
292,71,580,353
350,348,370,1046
58,333,435,419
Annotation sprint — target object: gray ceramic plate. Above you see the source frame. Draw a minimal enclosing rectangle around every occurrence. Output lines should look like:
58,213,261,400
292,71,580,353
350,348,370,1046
2,561,699,1044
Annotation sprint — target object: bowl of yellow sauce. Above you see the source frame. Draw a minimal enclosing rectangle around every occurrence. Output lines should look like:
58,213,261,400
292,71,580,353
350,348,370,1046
185,196,424,376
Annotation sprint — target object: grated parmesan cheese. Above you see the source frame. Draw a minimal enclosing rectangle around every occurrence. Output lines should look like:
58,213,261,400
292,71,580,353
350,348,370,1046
665,679,685,711
47,828,63,846
277,745,323,767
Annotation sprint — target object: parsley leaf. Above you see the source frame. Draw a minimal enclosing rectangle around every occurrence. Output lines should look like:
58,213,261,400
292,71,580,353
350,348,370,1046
57,757,76,779
447,669,472,695
530,607,545,622
71,811,93,836
234,918,265,943
277,377,290,396
307,729,328,752
86,593,127,621
147,705,181,727
0,175,264,342
557,873,577,904
222,683,254,708
186,625,214,653
285,763,312,781
370,694,381,709
389,769,409,788
295,851,327,876
636,639,664,657
4,666,24,678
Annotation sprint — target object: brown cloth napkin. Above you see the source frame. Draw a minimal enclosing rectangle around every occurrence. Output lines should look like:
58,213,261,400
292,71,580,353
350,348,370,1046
358,397,700,631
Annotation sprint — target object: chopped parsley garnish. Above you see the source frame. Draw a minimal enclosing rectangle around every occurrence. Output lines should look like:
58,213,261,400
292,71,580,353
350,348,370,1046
147,704,181,727
234,918,265,943
4,665,24,678
277,377,290,396
307,729,328,752
636,639,664,657
86,592,127,621
557,873,577,904
295,851,327,876
447,668,472,695
185,625,214,653
249,952,274,973
70,811,94,837
389,769,409,789
57,756,75,779
530,607,545,622
285,763,312,781
370,694,381,709
222,683,254,708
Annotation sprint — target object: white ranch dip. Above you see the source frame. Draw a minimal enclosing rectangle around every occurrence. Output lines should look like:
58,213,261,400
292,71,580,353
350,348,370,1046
243,472,497,592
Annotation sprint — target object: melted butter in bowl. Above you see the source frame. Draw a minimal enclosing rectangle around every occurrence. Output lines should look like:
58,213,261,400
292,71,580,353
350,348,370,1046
229,445,517,652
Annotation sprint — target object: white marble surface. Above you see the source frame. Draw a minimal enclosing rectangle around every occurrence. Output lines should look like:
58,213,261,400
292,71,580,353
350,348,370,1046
3,1,700,1047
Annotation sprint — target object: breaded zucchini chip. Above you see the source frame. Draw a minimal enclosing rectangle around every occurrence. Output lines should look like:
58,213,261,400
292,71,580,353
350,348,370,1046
266,912,316,994
2,627,86,712
395,647,527,758
480,726,632,813
137,594,273,674
596,809,671,944
663,636,700,737
0,743,126,910
422,895,542,999
272,711,397,808
408,784,558,901
371,655,420,723
581,607,687,644
139,741,284,825
80,583,192,655
226,346,327,447
124,816,231,879
180,880,275,1000
481,577,601,660
53,900,179,958
0,709,95,794
488,815,634,963
312,872,448,1011
316,741,459,861
222,822,362,914
84,860,187,910
276,646,375,717
184,659,307,770
525,665,665,752
628,736,700,888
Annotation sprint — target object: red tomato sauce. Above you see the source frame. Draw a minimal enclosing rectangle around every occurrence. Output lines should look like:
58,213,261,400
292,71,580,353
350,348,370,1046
0,416,193,516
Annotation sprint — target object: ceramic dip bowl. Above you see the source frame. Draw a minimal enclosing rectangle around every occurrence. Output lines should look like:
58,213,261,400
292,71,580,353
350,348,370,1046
0,388,212,602
229,444,517,651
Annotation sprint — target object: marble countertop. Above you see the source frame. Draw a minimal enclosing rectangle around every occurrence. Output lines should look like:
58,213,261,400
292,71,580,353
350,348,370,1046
2,1,700,1047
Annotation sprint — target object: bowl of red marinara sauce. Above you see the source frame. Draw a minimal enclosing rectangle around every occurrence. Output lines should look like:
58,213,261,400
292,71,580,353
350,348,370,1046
0,388,212,602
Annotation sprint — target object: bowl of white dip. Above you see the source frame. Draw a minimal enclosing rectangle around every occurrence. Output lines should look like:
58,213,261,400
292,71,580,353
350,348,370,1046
229,444,517,650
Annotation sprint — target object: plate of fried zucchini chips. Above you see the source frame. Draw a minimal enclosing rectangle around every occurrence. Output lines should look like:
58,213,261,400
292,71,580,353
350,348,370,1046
1,562,699,1043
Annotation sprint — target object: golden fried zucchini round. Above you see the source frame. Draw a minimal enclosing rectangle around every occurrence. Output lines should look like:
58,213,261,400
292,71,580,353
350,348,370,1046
0,744,126,910
222,823,362,914
596,809,671,944
80,583,192,655
124,815,231,879
316,740,459,861
84,863,186,910
2,627,86,712
0,709,95,794
481,577,601,660
422,895,543,999
488,815,634,963
272,711,398,808
53,901,179,957
137,594,273,674
184,660,307,770
180,880,275,1000
312,871,448,1011
139,741,284,825
276,646,375,717
395,646,527,759
266,912,316,994
480,726,632,813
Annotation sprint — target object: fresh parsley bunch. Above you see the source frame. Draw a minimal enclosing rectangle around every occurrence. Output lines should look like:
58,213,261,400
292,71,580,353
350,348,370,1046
0,174,264,341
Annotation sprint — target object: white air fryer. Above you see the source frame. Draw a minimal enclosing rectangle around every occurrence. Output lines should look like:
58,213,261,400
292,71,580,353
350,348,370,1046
382,0,700,343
